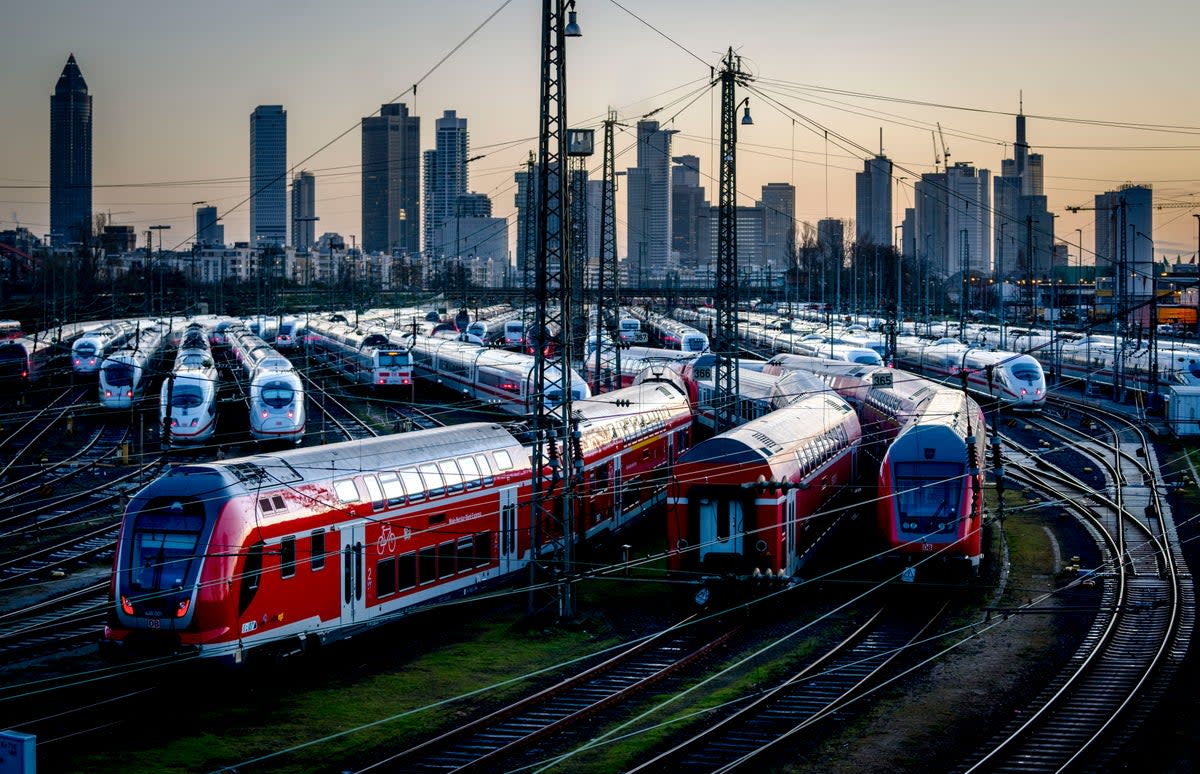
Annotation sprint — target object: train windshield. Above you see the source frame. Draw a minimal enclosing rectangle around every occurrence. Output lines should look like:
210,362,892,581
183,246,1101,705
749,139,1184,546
129,504,205,592
75,342,97,358
261,381,294,408
683,337,706,352
179,353,212,368
894,462,963,535
103,363,136,386
378,351,409,368
1011,364,1040,382
171,385,204,409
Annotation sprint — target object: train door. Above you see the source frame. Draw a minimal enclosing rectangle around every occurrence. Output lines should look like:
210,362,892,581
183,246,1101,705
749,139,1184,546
340,523,366,624
784,490,798,575
499,487,519,572
612,458,624,525
698,495,743,562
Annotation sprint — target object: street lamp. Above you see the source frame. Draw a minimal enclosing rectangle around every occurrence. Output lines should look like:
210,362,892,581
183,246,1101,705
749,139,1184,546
1135,229,1160,405
149,224,171,316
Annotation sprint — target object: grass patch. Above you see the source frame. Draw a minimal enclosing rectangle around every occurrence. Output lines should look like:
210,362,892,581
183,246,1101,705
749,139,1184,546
62,609,620,774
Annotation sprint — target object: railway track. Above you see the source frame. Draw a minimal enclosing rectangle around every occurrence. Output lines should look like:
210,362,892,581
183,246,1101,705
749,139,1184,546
0,581,109,660
960,403,1192,772
361,616,739,772
302,373,379,441
0,385,90,481
629,604,946,773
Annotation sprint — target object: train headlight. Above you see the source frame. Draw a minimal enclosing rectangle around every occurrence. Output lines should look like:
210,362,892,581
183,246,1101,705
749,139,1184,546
261,410,269,419
126,390,133,398
694,586,711,607
287,410,294,419
170,418,178,427
121,595,135,615
175,598,190,618
105,390,112,398
190,418,198,427
1020,388,1028,396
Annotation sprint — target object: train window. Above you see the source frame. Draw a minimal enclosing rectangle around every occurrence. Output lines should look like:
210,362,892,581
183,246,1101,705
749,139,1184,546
419,463,446,496
377,557,397,597
310,530,326,571
238,542,265,615
280,536,296,578
398,552,416,591
418,546,437,585
494,450,514,471
438,541,456,577
399,468,425,502
438,460,464,493
456,537,474,572
475,531,493,566
334,479,360,504
363,475,386,511
379,472,405,506
459,456,481,488
474,454,494,485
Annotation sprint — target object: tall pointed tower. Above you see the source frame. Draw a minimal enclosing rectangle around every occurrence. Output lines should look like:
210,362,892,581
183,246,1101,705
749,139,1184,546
50,54,92,247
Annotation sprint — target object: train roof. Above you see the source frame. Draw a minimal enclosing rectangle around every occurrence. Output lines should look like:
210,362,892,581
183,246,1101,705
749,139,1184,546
679,393,858,471
167,422,529,492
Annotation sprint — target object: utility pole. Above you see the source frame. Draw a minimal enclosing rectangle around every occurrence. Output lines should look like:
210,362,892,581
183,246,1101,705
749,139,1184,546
528,0,581,620
713,46,752,433
594,111,620,393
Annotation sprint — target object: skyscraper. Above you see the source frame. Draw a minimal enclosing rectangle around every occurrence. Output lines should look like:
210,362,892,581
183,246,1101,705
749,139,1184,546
362,103,420,255
672,155,705,271
50,54,92,247
760,183,796,265
994,104,1054,281
626,120,675,283
291,170,316,251
854,154,892,245
945,162,991,276
423,110,469,255
196,205,224,248
250,105,287,247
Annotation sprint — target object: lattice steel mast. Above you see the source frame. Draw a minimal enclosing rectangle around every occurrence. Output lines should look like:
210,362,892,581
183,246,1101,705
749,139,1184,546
529,0,580,619
713,48,752,433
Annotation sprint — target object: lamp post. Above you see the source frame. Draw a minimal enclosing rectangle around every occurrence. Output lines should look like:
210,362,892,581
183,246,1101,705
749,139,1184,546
893,223,903,321
149,224,171,317
1135,230,1159,406
1075,227,1084,327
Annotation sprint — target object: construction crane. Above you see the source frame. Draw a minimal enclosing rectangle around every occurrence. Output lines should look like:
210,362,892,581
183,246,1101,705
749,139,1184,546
931,131,940,173
937,122,950,170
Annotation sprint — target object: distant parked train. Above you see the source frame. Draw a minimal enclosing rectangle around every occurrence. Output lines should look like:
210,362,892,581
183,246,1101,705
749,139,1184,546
161,323,219,444
0,323,98,385
104,378,693,661
305,318,413,387
99,323,169,409
73,321,136,374
227,325,305,443
407,334,590,415
641,311,709,353
892,337,1046,412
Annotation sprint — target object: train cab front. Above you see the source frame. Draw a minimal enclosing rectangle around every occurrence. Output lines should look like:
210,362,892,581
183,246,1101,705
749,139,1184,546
105,488,224,657
1003,358,1046,412
880,458,982,580
253,377,305,442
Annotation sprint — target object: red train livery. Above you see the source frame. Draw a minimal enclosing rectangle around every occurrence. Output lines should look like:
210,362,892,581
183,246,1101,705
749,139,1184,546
666,392,861,580
105,380,693,662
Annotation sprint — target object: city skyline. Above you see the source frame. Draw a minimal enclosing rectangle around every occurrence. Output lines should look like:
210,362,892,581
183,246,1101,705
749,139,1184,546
3,0,1199,268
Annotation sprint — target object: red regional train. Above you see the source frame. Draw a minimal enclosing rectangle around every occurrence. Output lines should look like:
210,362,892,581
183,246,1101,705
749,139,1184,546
769,362,988,575
105,379,693,662
666,392,861,581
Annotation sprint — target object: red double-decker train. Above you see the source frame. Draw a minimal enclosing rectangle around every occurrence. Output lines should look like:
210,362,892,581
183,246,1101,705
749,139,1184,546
104,378,693,662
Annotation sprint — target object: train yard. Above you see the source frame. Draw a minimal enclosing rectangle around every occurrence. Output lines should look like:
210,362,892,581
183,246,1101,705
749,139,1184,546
0,308,1196,772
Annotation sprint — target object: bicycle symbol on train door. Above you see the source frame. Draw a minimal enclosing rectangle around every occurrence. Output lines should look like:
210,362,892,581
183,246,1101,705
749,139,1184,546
376,524,398,555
